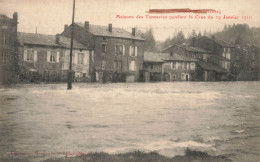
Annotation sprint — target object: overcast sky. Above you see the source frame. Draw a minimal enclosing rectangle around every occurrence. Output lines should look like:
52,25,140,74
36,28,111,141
0,0,259,41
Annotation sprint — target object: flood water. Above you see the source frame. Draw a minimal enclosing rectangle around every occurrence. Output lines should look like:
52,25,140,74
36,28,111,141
0,82,259,162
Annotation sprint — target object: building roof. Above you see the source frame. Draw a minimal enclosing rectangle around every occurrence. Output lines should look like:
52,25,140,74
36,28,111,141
185,45,211,53
165,53,198,62
213,37,233,47
144,51,197,63
17,32,88,49
144,52,166,63
211,54,230,61
0,14,10,20
162,44,211,53
75,22,144,41
197,61,226,73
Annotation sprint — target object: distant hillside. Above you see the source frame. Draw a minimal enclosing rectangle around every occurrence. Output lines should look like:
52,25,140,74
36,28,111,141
214,24,260,47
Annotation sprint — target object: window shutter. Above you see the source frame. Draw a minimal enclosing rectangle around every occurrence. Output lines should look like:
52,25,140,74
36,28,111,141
135,46,138,56
91,51,95,62
33,50,37,62
56,52,60,63
84,51,89,65
47,51,50,62
123,45,125,55
74,53,78,64
24,49,27,61
129,46,132,56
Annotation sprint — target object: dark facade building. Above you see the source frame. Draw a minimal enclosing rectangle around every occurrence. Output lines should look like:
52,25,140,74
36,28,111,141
193,36,235,74
0,13,18,85
144,52,165,82
17,32,92,82
61,22,145,82
235,44,260,80
162,43,227,81
144,51,198,82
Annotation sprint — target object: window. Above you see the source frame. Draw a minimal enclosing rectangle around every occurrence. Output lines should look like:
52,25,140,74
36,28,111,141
203,54,207,60
226,53,230,59
24,49,37,62
90,50,95,63
50,52,56,62
114,60,117,70
171,62,176,69
190,62,195,70
129,46,137,56
177,62,182,69
115,45,125,55
47,51,59,63
118,61,122,70
151,64,153,69
186,63,190,70
129,60,135,71
78,53,84,65
83,73,86,78
2,52,7,64
101,60,106,70
102,44,107,53
27,50,34,61
3,33,7,45
183,62,187,70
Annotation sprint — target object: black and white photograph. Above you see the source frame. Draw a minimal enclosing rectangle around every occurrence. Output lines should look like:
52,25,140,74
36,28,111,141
0,0,259,161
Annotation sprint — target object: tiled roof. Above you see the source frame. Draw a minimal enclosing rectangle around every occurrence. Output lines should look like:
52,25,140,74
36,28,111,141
213,37,233,47
75,22,144,41
144,52,166,63
144,51,197,62
17,32,88,49
18,32,58,47
162,44,211,53
165,53,198,62
59,36,88,49
197,61,226,73
185,46,211,53
211,54,230,61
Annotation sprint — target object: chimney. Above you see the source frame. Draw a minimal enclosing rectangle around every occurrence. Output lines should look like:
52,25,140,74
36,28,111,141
64,24,68,30
55,34,60,44
132,28,136,36
192,37,196,47
84,21,89,30
13,12,18,23
108,24,112,32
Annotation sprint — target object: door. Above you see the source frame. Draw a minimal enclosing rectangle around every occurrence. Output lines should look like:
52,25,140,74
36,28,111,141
186,74,189,81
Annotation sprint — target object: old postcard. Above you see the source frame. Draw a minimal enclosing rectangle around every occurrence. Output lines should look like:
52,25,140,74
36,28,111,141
0,0,259,161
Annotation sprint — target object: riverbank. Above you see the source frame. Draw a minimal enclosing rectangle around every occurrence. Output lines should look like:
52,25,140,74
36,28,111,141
1,149,232,162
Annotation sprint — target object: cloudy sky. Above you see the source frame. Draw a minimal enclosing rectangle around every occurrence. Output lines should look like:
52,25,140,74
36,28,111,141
0,0,259,41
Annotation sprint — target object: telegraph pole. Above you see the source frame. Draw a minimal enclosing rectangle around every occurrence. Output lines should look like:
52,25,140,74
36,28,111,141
67,0,75,90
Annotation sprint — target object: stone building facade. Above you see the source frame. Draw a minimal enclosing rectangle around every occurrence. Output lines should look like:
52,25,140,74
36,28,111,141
144,51,198,82
17,32,92,82
61,22,145,82
0,13,18,85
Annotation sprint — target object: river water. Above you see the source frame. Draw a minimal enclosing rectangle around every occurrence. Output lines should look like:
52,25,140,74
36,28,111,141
0,82,259,161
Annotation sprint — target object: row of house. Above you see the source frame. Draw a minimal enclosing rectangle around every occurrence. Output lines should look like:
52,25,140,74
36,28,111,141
0,13,145,84
148,36,260,82
0,12,259,84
